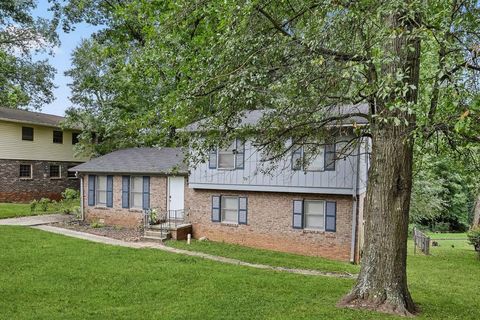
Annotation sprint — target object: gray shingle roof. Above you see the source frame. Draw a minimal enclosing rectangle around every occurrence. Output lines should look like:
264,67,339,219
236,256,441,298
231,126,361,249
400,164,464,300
69,147,187,175
0,107,66,128
184,103,369,132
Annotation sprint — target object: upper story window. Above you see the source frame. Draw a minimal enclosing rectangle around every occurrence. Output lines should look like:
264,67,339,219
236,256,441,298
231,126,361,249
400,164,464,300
209,139,245,170
96,175,107,206
292,143,336,172
53,130,63,144
49,165,61,179
19,164,32,179
72,132,79,145
22,127,34,141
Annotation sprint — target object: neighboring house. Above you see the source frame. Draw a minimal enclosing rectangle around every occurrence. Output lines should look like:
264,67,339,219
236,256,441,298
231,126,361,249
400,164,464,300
72,107,370,263
0,107,89,202
70,148,189,233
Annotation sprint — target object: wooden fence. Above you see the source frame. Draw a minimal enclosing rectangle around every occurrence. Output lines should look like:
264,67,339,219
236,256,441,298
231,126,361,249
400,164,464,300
413,227,430,255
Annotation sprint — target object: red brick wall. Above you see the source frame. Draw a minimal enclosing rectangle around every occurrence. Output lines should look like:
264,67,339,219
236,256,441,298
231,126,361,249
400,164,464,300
82,175,169,228
185,188,356,262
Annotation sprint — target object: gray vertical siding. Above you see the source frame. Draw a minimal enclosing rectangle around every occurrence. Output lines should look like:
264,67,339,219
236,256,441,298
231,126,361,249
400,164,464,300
189,138,369,195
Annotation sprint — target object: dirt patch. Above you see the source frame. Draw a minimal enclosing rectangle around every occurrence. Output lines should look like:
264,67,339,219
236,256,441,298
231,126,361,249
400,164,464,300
50,220,143,242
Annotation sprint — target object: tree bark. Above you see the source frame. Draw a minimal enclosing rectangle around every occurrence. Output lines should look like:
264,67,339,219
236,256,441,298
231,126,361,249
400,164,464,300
338,6,421,317
338,127,417,316
473,193,480,227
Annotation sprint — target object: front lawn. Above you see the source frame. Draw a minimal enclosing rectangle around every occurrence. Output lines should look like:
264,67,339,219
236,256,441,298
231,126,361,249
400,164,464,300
167,240,359,274
0,200,79,219
0,227,478,319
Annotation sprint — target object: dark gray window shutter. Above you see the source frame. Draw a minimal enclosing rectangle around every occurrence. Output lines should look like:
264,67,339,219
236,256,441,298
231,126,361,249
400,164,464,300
142,176,150,210
238,197,248,224
88,175,96,206
208,148,217,169
324,144,336,171
106,175,113,208
122,176,130,208
325,201,337,232
293,200,304,229
291,147,303,171
212,195,221,222
235,140,245,169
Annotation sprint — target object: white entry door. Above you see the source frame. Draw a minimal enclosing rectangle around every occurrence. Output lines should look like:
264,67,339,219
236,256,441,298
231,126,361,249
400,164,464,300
168,176,185,219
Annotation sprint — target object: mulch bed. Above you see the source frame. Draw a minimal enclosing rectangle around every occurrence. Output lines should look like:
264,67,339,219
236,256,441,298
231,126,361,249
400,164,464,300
51,220,143,242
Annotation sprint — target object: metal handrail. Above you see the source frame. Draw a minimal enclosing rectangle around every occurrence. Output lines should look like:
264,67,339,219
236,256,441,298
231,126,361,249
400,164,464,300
144,208,188,239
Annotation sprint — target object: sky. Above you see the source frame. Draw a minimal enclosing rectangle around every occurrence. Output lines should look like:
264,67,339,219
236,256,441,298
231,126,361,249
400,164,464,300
33,1,100,116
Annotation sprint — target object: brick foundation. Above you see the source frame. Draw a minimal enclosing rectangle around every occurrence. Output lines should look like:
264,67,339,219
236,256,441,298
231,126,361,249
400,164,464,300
185,188,358,262
0,159,82,202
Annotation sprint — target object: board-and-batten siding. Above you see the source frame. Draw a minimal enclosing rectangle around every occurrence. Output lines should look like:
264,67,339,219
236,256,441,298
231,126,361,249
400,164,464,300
189,139,369,195
0,120,88,162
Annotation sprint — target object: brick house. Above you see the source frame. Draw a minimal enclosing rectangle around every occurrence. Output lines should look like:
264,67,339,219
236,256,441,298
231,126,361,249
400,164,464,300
0,107,88,202
71,107,370,263
70,148,189,235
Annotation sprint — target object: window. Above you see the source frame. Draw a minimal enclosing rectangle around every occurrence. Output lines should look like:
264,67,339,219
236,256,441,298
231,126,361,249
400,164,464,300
49,165,61,178
67,166,77,178
19,165,32,179
53,130,63,144
22,127,34,141
221,196,239,223
130,176,144,209
304,200,325,230
96,175,107,206
292,143,336,171
72,132,79,145
217,141,236,169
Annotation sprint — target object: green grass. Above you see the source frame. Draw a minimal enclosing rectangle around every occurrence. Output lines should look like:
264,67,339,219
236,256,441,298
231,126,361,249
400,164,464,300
0,200,79,219
166,240,359,274
0,227,479,319
426,232,468,240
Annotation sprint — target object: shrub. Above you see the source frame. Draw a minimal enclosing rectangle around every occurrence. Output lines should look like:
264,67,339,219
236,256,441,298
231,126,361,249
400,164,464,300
38,198,51,212
467,227,480,257
72,206,81,219
90,220,104,228
62,188,79,201
30,200,38,213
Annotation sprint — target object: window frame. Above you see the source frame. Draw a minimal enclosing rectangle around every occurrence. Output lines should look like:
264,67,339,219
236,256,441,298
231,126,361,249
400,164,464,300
95,175,108,207
19,164,32,179
303,200,326,231
53,130,63,144
67,166,77,179
217,141,236,170
22,127,34,141
130,176,144,209
220,196,239,224
49,165,61,179
72,132,79,145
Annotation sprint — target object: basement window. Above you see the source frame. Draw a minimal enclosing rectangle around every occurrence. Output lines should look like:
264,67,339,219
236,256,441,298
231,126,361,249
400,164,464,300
49,165,61,179
19,165,32,179
304,200,325,230
221,196,239,223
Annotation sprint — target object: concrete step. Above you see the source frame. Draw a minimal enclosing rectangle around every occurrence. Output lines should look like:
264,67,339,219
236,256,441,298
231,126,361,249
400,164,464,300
142,234,170,242
145,230,170,238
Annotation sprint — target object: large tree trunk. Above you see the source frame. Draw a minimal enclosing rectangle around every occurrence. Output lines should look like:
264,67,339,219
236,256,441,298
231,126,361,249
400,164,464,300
339,6,421,317
338,128,416,316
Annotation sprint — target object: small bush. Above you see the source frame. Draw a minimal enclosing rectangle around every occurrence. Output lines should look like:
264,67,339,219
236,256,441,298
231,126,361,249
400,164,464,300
30,200,38,213
90,220,104,228
38,198,51,212
62,188,79,201
467,227,480,257
72,206,81,219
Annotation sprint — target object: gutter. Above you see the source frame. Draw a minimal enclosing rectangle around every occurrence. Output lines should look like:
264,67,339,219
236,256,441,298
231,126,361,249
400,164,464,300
350,140,362,263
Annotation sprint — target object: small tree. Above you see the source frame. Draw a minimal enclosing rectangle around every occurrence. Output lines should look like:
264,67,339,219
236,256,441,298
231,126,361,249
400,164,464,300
467,227,480,257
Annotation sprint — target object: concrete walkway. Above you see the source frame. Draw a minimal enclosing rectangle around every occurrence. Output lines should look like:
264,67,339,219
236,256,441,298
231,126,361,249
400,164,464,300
33,225,356,279
0,214,72,226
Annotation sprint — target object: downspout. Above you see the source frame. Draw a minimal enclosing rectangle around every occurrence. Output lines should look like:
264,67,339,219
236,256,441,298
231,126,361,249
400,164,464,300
350,140,362,263
79,173,85,221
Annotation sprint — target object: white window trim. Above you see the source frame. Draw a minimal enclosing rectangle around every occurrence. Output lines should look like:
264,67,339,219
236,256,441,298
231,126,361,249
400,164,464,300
49,165,62,179
221,196,239,224
130,176,143,209
303,200,326,231
19,164,32,179
217,141,236,170
95,175,107,207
